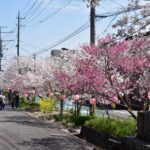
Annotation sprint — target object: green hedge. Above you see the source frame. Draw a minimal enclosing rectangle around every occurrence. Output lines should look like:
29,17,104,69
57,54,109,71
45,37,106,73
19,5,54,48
85,117,136,137
53,114,95,126
74,116,95,126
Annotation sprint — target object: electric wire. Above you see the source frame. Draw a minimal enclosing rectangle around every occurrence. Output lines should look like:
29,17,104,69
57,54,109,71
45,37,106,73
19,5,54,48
23,0,46,23
35,7,143,55
99,14,119,37
110,0,126,9
35,20,90,55
20,40,42,50
22,0,38,18
25,0,54,26
33,0,74,25
20,0,32,14
20,46,33,54
36,18,103,55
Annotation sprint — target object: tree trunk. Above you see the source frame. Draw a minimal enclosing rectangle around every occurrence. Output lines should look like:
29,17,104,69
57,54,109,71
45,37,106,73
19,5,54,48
60,100,63,116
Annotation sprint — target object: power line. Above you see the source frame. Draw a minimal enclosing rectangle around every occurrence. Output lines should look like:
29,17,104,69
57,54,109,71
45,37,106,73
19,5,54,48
33,0,73,25
0,27,14,71
99,15,118,37
20,40,42,50
97,5,140,37
2,1,32,46
22,0,38,18
23,0,45,23
96,7,142,18
25,0,54,26
110,0,126,9
36,20,90,55
5,42,16,51
36,18,103,55
20,0,32,14
20,46,33,54
36,5,146,55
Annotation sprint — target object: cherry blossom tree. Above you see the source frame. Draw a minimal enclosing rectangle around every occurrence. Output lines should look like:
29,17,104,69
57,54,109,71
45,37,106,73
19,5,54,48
1,49,82,103
112,0,150,38
0,56,45,102
54,35,150,119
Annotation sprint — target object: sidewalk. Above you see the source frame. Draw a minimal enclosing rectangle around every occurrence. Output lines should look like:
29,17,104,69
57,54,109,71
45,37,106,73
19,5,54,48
0,108,102,150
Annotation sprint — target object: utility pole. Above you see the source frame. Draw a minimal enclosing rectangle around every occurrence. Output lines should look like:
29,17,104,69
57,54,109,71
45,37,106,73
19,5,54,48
33,53,36,73
0,27,2,71
17,11,20,58
16,11,24,74
90,0,96,46
16,11,24,57
33,53,36,60
0,26,13,71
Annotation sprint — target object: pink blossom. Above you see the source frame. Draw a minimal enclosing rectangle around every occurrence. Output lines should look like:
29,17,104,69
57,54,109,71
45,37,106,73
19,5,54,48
89,98,96,105
38,93,43,97
32,90,36,94
49,92,54,97
112,95,119,103
61,95,66,100
148,91,150,99
24,93,28,97
73,94,80,101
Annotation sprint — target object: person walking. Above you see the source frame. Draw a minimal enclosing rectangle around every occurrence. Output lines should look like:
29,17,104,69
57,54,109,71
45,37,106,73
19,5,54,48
0,92,6,110
8,89,12,104
15,91,19,109
11,91,16,109
0,94,3,110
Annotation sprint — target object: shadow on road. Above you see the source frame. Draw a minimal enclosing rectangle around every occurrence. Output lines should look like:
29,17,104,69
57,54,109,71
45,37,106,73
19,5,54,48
0,114,65,130
19,135,96,150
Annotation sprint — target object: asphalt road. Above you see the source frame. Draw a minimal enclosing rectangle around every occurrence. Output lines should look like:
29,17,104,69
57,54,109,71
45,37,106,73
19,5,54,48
64,102,137,119
0,108,99,150
79,106,136,119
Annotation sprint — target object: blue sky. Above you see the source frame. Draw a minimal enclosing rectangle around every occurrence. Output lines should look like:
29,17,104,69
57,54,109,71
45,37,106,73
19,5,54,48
0,0,148,67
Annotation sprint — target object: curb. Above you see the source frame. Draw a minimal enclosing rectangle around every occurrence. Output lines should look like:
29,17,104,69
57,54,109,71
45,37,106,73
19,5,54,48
24,111,46,124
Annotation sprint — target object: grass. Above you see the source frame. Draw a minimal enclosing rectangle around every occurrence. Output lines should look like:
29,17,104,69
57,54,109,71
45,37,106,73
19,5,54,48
84,117,136,137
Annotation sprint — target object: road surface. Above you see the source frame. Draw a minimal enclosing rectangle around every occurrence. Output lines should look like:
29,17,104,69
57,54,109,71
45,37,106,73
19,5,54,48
0,108,99,150
64,102,137,119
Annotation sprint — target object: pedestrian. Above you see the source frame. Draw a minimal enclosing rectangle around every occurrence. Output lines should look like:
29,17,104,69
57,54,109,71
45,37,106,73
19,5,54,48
0,92,6,110
0,95,3,110
8,89,12,104
15,91,19,109
11,91,16,109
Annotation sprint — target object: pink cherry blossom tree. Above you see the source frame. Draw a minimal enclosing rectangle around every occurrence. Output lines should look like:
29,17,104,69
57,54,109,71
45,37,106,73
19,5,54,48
54,35,150,119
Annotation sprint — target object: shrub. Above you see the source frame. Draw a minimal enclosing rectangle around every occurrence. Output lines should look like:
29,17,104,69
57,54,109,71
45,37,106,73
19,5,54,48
53,114,73,122
53,114,64,122
68,108,74,114
39,98,56,114
19,98,40,111
53,114,95,127
85,117,136,137
74,116,95,126
19,98,31,108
